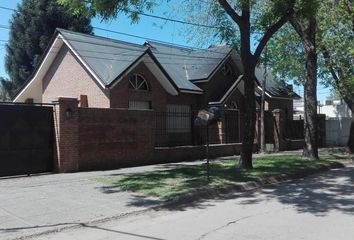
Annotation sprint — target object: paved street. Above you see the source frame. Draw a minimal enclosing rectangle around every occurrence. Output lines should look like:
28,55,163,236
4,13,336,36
26,167,354,240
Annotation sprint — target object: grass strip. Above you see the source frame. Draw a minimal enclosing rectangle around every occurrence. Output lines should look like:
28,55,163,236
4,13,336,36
95,154,343,200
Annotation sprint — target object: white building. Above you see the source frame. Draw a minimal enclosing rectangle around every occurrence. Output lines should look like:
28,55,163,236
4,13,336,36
293,99,352,119
293,98,352,146
317,100,352,118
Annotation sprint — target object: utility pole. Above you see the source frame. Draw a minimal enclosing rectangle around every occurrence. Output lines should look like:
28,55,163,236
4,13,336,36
260,48,267,153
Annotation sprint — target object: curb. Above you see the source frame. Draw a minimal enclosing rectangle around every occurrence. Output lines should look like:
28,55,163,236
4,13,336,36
160,161,347,208
16,161,350,239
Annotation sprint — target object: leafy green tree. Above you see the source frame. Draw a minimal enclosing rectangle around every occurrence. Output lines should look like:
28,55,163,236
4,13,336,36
1,0,93,98
0,84,10,101
267,0,354,153
288,0,319,159
319,0,354,152
60,0,295,169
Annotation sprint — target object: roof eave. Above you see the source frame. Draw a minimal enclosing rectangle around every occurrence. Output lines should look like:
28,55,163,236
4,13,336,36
12,31,61,102
190,48,234,83
13,32,63,102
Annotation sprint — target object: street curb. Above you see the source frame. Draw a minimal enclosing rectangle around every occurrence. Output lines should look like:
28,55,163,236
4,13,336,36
160,161,348,208
16,161,351,240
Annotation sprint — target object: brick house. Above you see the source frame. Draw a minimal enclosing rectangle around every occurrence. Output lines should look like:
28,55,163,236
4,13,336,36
13,28,298,116
9,29,303,172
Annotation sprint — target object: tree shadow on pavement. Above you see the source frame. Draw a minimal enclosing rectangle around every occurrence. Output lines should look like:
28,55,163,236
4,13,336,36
161,167,354,216
253,167,354,216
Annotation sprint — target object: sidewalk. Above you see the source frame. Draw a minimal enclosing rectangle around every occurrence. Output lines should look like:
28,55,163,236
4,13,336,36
0,158,226,240
0,149,352,239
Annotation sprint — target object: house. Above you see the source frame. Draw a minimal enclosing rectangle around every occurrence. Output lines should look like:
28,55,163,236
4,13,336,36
8,29,305,172
13,28,298,117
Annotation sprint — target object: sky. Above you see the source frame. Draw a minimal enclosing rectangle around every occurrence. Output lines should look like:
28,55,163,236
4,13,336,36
0,0,331,100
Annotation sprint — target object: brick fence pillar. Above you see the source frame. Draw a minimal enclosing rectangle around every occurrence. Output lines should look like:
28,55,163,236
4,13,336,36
53,97,79,173
273,109,287,151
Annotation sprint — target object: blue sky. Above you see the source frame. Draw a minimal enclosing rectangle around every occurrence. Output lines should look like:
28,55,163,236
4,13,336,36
0,0,331,100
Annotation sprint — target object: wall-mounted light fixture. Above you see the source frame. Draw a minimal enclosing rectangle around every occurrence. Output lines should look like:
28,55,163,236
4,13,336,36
65,108,73,119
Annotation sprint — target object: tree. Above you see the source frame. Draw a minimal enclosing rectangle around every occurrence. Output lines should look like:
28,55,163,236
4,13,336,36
267,0,353,153
0,84,9,101
288,0,319,159
60,0,295,169
319,0,354,152
1,0,93,98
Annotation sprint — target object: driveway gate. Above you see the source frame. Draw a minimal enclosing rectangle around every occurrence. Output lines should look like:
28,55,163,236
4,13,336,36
0,103,54,177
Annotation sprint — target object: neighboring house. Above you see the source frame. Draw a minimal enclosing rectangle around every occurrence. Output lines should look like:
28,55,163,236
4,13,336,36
294,99,352,119
318,100,352,118
13,28,298,116
293,98,352,146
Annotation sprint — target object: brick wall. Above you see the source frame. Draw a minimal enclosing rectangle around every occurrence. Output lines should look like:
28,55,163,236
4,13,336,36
53,98,79,172
42,45,110,108
78,107,155,170
110,62,201,111
53,98,251,172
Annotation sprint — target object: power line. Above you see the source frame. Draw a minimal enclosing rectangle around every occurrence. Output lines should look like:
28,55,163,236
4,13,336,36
0,25,10,29
0,5,225,49
0,5,218,29
0,33,230,65
125,9,218,29
48,46,225,62
38,49,225,66
0,6,15,12
44,36,228,61
92,26,199,50
0,25,232,57
0,24,205,52
50,35,228,60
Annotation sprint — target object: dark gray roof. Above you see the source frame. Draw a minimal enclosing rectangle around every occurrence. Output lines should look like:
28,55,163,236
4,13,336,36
57,28,148,86
255,66,300,99
146,42,231,91
56,29,297,98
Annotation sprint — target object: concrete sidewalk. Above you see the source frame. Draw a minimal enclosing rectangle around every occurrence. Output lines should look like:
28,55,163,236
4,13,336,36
0,160,214,240
0,149,351,239
32,167,354,240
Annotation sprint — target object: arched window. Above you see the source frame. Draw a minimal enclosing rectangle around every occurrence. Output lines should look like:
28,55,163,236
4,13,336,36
229,101,238,109
221,63,232,76
129,74,149,91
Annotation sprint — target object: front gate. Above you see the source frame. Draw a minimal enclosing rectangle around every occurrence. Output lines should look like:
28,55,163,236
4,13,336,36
0,103,54,177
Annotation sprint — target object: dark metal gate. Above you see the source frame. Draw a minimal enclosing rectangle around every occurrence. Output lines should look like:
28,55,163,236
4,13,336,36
0,103,54,177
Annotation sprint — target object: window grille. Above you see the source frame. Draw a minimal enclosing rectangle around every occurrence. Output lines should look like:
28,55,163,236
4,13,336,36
128,100,151,110
129,74,149,91
166,104,191,133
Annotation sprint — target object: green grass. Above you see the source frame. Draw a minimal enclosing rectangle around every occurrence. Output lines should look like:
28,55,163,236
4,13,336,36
95,154,343,200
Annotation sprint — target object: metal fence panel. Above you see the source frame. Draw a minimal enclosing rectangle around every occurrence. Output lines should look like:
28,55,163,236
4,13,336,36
0,104,54,177
154,109,241,147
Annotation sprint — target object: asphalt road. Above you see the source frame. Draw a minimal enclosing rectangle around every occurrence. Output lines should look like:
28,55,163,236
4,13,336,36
32,167,354,240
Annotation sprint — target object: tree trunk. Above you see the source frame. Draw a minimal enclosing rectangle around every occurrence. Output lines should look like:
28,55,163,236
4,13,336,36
240,65,256,169
303,50,318,159
237,10,256,169
346,102,354,153
216,0,295,168
340,95,354,153
337,90,354,153
290,16,319,159
349,115,354,153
